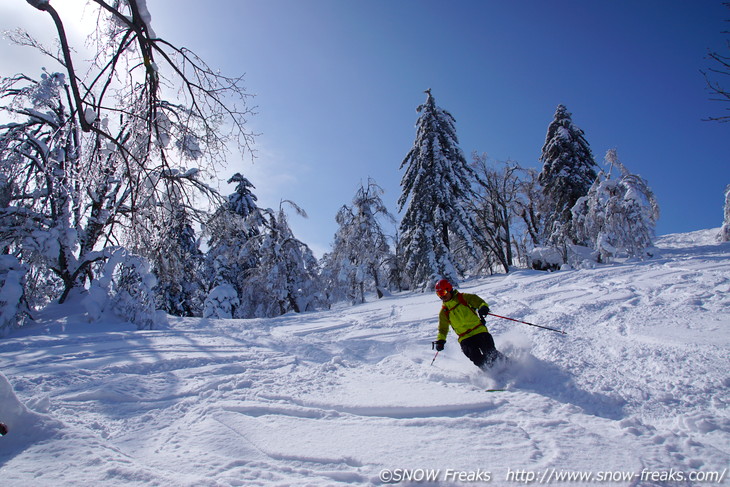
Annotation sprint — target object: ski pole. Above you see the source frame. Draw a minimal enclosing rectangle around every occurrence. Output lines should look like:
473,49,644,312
487,313,567,335
430,341,441,365
430,350,439,366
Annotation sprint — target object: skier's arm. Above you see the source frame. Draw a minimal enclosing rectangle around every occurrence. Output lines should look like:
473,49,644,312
464,293,490,321
436,309,450,342
463,293,488,310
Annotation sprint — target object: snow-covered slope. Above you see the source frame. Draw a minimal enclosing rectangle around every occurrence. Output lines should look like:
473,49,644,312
0,229,728,486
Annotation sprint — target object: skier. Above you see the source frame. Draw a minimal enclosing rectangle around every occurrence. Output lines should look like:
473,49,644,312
432,279,505,369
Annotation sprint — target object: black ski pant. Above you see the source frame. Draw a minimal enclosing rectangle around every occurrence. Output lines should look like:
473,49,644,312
460,331,504,369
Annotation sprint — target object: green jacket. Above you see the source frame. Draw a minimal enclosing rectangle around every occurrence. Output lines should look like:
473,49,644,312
437,292,489,343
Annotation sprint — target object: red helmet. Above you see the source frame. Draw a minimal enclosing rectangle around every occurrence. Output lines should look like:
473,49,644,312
435,279,453,297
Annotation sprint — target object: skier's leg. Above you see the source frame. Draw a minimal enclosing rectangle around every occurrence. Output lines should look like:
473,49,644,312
477,332,506,369
459,334,487,368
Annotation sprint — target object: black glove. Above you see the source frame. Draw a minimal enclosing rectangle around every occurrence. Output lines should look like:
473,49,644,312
432,340,446,351
478,305,490,322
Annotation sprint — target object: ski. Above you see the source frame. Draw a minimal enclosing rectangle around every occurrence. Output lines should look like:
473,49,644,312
486,388,507,392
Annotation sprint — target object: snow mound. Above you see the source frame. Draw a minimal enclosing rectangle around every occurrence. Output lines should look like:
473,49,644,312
0,372,62,456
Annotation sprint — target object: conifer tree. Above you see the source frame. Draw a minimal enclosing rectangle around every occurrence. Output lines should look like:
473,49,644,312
243,201,321,317
538,105,598,248
152,205,205,316
398,90,478,289
203,173,265,318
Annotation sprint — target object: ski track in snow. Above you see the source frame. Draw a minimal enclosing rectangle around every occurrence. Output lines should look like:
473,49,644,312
0,229,728,486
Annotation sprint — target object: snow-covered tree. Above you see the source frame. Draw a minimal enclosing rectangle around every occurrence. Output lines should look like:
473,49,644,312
1,1,253,320
83,247,158,330
151,205,205,317
0,255,29,336
572,149,660,262
203,284,239,319
323,179,394,304
398,89,479,289
386,229,409,292
538,105,598,249
242,201,321,318
722,184,730,242
1,71,106,306
203,173,266,317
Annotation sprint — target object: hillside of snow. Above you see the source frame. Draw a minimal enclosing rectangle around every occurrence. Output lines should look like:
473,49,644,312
0,229,728,486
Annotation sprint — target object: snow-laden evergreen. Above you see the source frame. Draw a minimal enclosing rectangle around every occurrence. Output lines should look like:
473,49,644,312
203,283,239,319
0,229,728,486
572,149,660,262
83,247,159,330
398,90,479,289
538,104,598,249
203,173,266,318
244,201,322,317
203,178,320,319
322,179,394,304
152,204,206,317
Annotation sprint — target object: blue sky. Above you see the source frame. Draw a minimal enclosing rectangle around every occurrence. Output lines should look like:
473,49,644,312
2,1,728,257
